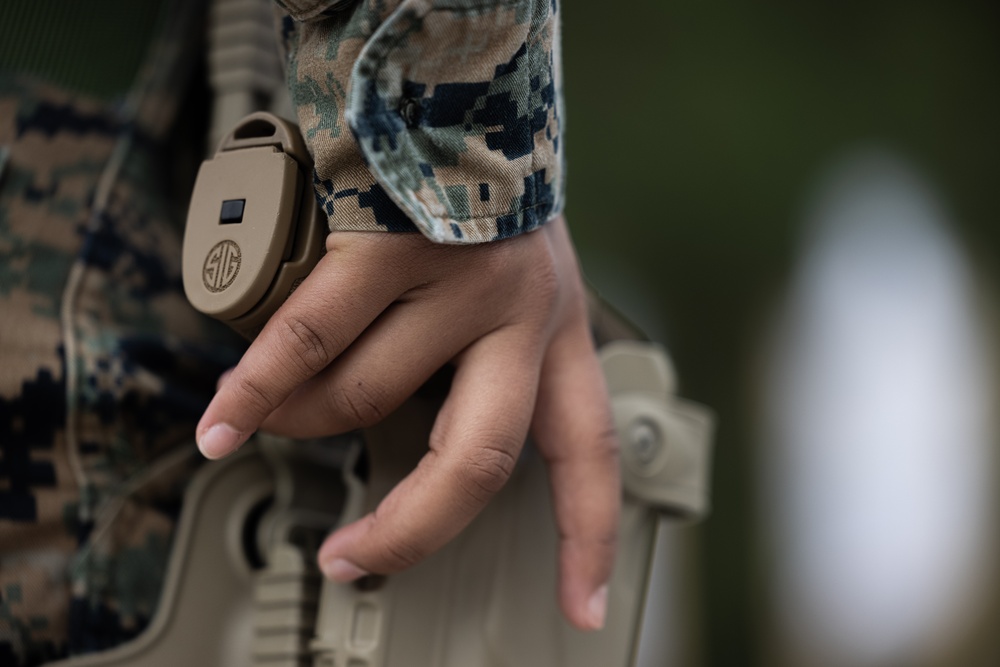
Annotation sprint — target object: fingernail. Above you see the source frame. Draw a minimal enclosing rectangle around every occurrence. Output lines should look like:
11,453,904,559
198,423,243,459
587,585,608,630
321,558,369,582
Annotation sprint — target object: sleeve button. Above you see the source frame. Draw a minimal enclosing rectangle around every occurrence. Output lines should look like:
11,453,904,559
399,98,422,129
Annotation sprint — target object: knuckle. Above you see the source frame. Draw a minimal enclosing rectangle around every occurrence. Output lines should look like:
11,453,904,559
232,372,277,416
563,531,618,559
595,423,622,461
560,519,619,552
590,523,620,554
278,314,334,375
456,443,518,503
597,528,619,549
532,258,561,307
509,252,562,329
328,378,387,428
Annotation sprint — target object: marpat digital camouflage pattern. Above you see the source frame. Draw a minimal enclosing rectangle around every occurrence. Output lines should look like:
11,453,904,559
0,1,241,664
279,0,565,242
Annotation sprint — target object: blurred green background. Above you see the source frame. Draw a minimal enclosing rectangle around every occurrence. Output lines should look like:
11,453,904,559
561,2,1000,665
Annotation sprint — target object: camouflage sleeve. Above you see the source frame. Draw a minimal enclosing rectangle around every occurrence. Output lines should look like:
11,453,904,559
277,0,565,244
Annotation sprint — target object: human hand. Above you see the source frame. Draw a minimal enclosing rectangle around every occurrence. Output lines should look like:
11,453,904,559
195,215,620,630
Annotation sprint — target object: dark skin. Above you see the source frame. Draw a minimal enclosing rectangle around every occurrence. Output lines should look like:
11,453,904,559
196,215,620,630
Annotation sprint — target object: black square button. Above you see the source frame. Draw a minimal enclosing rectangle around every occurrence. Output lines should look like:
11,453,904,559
220,199,245,224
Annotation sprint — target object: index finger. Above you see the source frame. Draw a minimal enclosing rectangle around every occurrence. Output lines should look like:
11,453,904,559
195,245,408,459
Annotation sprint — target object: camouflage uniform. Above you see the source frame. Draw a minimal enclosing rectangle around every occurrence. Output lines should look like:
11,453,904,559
0,1,242,662
0,0,564,664
279,0,565,242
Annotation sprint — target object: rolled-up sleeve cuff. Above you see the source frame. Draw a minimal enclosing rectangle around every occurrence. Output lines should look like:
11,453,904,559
280,0,565,244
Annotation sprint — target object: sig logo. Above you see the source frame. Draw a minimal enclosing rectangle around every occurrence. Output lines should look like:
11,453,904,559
203,240,242,293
